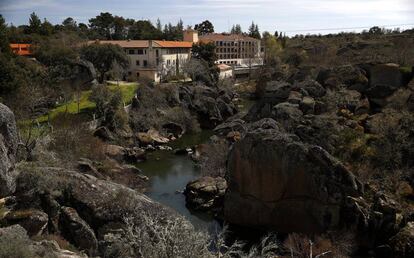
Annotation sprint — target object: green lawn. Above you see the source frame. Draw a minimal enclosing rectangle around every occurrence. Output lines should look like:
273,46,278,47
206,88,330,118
35,82,138,123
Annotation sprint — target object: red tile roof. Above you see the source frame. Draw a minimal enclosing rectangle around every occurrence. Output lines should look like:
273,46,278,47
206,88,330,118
10,44,32,56
200,33,259,42
87,40,149,48
153,40,193,48
87,40,193,49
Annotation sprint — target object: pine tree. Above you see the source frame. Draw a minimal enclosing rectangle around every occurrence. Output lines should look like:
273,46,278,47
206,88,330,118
28,12,41,34
231,24,242,34
156,18,162,32
248,21,261,39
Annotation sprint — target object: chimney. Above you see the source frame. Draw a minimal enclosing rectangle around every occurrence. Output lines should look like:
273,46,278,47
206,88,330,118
183,29,199,43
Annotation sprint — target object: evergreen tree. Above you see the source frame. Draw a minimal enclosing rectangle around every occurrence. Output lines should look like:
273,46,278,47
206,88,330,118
156,18,162,32
40,19,55,36
248,21,261,39
28,12,41,34
0,15,11,56
231,24,242,34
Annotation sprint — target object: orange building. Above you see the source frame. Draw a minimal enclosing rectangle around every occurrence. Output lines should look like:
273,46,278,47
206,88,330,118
10,44,32,56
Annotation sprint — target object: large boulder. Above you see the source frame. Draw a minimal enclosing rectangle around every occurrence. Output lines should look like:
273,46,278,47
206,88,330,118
181,84,237,129
224,127,362,233
292,79,326,98
1,209,48,237
316,65,368,91
104,144,146,163
0,103,19,198
184,176,227,212
390,222,414,258
59,206,98,255
245,81,292,121
366,64,404,99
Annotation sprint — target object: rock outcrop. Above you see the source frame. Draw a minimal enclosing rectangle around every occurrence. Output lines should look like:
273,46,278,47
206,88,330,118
0,103,19,198
224,126,362,233
390,222,414,258
10,165,188,256
180,84,237,128
184,176,227,212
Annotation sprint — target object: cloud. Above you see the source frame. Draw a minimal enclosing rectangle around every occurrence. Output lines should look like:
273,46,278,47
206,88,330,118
1,0,413,34
0,0,58,12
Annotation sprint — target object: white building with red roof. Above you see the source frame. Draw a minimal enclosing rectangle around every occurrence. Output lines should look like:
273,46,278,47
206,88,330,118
89,39,193,82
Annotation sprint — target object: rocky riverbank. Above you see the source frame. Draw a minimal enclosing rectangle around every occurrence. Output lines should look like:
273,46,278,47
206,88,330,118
186,63,414,257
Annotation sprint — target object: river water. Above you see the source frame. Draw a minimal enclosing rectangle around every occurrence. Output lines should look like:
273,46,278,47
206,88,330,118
136,130,221,232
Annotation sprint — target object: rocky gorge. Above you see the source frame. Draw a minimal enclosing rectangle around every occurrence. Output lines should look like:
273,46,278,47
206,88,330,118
185,62,414,257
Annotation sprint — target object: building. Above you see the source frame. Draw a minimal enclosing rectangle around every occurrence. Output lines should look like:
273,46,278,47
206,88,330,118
198,34,263,67
217,64,233,79
89,39,193,82
10,44,32,56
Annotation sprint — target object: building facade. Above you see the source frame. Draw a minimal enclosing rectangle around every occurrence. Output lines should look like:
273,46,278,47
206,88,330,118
10,44,32,56
89,40,193,82
198,34,263,67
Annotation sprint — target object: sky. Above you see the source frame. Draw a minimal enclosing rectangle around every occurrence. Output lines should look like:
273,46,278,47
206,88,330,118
1,0,414,35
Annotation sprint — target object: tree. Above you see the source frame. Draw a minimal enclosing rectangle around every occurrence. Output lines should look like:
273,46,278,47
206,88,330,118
0,15,11,56
62,17,77,30
89,85,127,130
248,21,261,39
39,19,55,36
128,20,161,40
80,43,129,83
156,18,162,32
89,12,115,39
27,12,41,34
194,20,214,35
191,42,218,86
369,26,384,35
263,35,283,65
231,24,242,34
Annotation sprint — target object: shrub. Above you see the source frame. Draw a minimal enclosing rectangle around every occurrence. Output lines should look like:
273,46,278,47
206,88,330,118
49,113,106,163
0,226,42,258
164,107,200,134
283,232,354,258
89,84,128,131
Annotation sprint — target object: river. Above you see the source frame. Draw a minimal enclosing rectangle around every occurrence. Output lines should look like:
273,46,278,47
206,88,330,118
136,130,221,232
135,97,255,232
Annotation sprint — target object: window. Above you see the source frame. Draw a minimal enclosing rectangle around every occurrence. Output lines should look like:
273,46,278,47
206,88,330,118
156,49,159,57
136,60,140,66
167,60,170,65
143,60,148,67
137,49,144,55
128,49,135,55
136,72,140,77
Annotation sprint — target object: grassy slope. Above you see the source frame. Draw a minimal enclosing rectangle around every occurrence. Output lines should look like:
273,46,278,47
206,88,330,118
35,82,138,123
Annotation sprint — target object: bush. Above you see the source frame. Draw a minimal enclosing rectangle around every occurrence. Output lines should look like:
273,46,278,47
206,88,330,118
164,107,200,134
0,226,43,258
89,84,128,131
49,113,106,162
